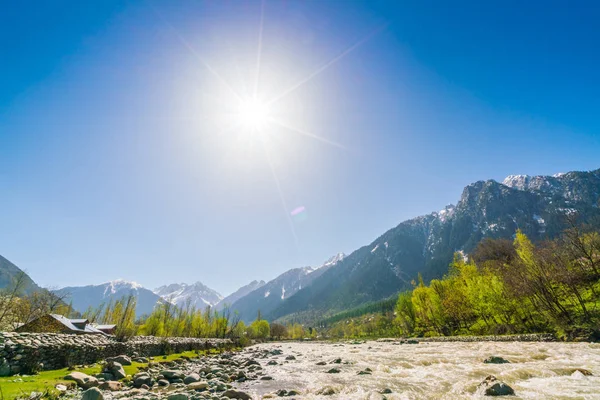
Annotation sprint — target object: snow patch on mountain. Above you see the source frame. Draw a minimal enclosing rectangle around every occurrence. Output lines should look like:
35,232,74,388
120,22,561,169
320,252,346,268
103,279,143,296
154,282,222,309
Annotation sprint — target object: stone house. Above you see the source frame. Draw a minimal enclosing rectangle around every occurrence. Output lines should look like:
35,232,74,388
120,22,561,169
15,314,114,335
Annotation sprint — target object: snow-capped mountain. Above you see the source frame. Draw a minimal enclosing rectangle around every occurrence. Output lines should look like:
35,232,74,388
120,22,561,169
53,279,165,318
228,253,345,322
214,280,266,311
270,168,600,322
153,282,223,309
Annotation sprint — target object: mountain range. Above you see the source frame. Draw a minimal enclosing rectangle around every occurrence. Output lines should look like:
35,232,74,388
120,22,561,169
214,280,266,311
52,280,165,318
227,253,346,323
2,168,599,324
154,282,223,310
268,168,600,322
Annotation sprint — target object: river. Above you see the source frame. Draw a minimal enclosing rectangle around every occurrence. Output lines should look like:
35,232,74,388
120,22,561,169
234,340,600,399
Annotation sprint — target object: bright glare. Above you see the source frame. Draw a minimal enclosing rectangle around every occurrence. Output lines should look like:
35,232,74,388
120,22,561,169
237,98,271,131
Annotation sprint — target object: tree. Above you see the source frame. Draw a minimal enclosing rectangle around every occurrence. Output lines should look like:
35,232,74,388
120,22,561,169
250,319,270,339
270,322,287,339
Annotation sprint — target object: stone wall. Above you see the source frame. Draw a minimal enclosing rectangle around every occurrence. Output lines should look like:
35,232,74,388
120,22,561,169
0,332,233,376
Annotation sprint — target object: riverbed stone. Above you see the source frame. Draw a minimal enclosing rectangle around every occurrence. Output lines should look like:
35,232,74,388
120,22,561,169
167,394,189,400
81,387,104,400
186,381,209,390
162,369,185,380
222,389,252,399
184,372,201,384
479,375,515,396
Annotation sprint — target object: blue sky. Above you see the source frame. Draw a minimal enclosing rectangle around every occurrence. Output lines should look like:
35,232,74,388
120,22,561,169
1,0,599,295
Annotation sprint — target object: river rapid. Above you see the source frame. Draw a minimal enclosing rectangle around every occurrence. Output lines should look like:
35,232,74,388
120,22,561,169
235,340,600,399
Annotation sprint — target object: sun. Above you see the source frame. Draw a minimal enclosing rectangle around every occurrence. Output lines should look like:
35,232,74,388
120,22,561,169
236,98,271,131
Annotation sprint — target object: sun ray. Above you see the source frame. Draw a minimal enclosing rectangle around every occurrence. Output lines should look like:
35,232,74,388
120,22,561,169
150,4,243,102
268,118,346,150
253,0,266,98
266,23,388,106
259,134,299,248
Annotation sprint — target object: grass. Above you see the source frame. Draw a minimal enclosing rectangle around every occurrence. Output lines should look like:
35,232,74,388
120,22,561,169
0,349,222,400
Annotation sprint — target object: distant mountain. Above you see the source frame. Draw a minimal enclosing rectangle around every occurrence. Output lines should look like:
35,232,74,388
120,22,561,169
214,280,266,311
0,255,41,294
154,282,223,309
270,168,600,322
54,280,164,318
229,253,345,323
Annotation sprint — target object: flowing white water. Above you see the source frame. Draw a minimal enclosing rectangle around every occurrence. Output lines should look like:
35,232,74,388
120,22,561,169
235,341,600,399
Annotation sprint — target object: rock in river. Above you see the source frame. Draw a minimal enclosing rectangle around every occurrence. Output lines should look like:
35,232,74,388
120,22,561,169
484,356,510,364
478,375,515,396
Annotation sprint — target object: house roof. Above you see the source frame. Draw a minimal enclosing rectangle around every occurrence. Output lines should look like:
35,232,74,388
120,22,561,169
69,319,89,324
93,324,117,330
48,314,108,335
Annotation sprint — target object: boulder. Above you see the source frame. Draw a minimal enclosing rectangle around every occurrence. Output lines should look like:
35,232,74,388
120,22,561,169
103,361,126,380
478,375,515,396
161,369,185,380
484,356,510,364
81,387,103,400
65,371,99,389
327,368,341,374
222,389,252,399
133,374,153,388
186,381,209,390
183,372,201,384
167,394,189,400
106,355,132,366
285,355,296,360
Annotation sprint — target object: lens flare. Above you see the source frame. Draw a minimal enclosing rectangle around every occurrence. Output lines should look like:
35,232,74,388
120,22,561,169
237,98,271,130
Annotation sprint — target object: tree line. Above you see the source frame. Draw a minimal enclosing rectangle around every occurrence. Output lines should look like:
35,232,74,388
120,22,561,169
394,226,600,339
